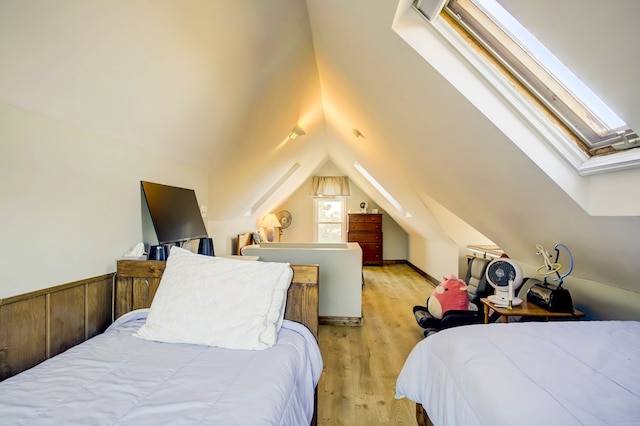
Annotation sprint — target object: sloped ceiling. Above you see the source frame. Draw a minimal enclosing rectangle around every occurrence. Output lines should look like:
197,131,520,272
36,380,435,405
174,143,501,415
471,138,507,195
1,0,639,292
0,1,320,170
306,0,640,291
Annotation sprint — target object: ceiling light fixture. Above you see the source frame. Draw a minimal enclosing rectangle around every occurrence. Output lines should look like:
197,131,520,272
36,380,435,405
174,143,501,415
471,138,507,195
288,126,306,140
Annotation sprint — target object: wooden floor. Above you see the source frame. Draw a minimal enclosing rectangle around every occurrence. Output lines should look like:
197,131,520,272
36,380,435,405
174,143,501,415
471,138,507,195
317,263,435,425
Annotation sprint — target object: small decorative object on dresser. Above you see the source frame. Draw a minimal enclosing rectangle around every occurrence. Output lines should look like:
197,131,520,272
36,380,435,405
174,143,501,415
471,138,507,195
348,213,383,266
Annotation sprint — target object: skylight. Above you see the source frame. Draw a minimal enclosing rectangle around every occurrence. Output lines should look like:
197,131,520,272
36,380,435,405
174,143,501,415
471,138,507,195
353,161,405,214
442,0,639,154
476,0,624,130
246,162,301,216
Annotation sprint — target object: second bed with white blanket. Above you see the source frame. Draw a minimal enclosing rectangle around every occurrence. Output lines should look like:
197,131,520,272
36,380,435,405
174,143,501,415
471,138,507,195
396,320,640,425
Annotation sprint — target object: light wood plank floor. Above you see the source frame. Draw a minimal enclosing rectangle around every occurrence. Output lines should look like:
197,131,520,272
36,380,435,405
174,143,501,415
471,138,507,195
317,263,436,425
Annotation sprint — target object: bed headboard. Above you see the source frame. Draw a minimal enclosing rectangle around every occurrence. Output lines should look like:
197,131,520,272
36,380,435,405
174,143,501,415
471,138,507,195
115,259,319,339
236,232,255,255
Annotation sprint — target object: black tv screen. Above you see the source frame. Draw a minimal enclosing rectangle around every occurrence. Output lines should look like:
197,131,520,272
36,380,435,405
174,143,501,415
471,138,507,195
141,181,208,245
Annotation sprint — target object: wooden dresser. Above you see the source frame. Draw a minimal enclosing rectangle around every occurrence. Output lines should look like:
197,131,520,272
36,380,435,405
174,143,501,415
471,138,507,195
348,213,383,265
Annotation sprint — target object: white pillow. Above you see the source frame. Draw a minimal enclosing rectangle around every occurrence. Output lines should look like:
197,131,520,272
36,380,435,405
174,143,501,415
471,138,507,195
134,247,293,350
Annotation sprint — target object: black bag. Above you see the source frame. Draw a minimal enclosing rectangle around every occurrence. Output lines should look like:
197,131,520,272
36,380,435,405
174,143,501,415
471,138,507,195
527,282,574,313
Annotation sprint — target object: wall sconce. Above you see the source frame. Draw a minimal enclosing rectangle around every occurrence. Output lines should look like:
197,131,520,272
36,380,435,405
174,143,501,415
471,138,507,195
261,213,282,242
352,128,365,138
288,126,306,140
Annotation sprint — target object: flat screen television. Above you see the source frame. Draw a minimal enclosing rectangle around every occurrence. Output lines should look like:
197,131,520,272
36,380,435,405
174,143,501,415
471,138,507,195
141,181,208,246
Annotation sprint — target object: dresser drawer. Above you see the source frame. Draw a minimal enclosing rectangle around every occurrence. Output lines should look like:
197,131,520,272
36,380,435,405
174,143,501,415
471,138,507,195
348,233,382,243
349,214,365,223
348,214,382,222
348,222,381,232
358,242,382,252
360,243,382,265
364,214,382,224
362,253,382,264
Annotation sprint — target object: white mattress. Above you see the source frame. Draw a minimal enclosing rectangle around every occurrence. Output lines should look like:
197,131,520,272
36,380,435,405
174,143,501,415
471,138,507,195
0,309,322,425
396,320,640,426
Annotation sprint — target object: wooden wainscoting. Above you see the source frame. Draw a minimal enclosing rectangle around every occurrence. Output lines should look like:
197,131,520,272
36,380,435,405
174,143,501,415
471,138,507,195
0,274,114,381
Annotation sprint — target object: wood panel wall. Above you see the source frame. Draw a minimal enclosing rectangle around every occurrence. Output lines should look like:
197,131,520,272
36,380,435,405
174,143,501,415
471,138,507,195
0,274,113,381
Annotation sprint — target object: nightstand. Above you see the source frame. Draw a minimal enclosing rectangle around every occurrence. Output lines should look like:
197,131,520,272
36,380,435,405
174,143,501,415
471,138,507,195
481,297,584,323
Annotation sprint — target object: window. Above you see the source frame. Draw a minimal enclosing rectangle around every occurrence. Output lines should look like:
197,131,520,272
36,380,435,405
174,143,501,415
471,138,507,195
314,198,346,243
441,0,638,155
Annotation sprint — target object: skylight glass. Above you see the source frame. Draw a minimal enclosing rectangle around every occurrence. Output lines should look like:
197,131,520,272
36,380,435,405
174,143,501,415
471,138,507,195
476,0,625,132
444,0,637,152
353,162,404,213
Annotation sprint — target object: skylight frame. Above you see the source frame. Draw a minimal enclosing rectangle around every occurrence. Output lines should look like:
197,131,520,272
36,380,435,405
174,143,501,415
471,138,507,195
444,0,638,153
405,1,640,175
353,161,406,214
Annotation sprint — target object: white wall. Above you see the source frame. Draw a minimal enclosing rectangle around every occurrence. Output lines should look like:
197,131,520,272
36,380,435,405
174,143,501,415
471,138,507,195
407,234,459,282
519,262,640,321
274,160,408,260
243,242,363,318
407,236,428,274
418,192,495,276
0,102,209,298
207,217,257,257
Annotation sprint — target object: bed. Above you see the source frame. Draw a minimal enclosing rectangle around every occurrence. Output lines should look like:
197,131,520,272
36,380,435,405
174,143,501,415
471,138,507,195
395,320,640,426
237,231,264,255
0,247,322,425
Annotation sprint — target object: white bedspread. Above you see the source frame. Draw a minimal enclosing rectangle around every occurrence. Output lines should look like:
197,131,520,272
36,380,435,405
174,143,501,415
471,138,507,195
1,309,322,425
396,321,640,426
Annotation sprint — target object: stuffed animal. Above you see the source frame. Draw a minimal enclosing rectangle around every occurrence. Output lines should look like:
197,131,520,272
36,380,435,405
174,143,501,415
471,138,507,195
427,275,469,319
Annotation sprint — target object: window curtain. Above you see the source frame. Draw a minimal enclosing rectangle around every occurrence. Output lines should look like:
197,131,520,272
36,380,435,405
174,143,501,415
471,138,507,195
311,176,351,197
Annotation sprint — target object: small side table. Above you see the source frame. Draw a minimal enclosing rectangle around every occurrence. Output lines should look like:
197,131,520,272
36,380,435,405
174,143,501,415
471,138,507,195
481,297,584,324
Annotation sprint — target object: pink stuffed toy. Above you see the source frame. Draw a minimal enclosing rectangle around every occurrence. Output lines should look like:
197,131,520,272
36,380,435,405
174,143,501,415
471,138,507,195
427,275,469,319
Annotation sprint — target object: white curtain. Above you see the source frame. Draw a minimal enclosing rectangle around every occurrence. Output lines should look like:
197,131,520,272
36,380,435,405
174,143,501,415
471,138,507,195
311,176,350,196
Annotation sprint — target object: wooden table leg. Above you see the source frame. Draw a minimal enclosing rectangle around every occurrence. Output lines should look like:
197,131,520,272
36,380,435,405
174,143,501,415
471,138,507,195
484,304,489,324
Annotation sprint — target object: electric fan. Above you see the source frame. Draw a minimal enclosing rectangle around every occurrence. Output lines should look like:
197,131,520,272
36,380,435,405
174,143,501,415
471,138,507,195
276,210,292,229
485,258,524,307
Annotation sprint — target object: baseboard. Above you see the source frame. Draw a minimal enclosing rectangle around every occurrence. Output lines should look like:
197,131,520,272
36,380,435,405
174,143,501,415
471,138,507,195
404,261,439,286
382,259,406,265
319,316,363,326
371,259,438,287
